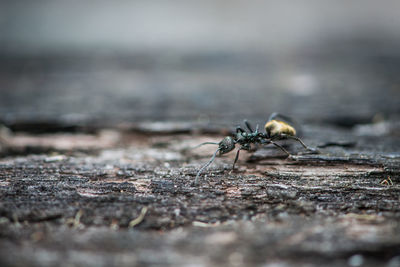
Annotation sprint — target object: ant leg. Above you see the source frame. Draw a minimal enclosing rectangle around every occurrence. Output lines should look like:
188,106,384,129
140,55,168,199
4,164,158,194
270,141,292,157
232,148,242,170
268,112,295,123
282,134,319,153
236,126,245,133
268,112,280,122
244,120,254,132
260,138,271,145
232,143,251,170
195,148,221,185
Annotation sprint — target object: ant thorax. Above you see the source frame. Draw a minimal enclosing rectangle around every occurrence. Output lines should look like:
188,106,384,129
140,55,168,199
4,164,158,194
236,131,257,144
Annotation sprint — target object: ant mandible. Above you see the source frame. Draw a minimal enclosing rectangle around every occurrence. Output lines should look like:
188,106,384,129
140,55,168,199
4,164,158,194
193,113,318,184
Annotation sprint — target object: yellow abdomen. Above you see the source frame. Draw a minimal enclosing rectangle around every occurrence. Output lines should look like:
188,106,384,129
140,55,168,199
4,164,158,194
265,120,296,137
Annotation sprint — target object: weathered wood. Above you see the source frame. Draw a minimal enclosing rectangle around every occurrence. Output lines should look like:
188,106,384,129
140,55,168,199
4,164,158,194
0,121,399,266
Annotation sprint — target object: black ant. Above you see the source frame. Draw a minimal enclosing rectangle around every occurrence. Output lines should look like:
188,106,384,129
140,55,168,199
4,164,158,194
193,113,318,184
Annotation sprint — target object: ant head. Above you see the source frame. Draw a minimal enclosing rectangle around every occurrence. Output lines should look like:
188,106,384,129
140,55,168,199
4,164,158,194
218,136,235,154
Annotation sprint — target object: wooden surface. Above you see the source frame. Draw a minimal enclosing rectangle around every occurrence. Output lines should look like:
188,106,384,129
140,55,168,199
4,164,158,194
0,119,399,266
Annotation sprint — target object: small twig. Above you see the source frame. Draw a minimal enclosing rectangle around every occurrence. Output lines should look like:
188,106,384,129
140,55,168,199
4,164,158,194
129,207,148,228
192,221,221,227
74,209,83,228
380,176,393,186
66,209,83,229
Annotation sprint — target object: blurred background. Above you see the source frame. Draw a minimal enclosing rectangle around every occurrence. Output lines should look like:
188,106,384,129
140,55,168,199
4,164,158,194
1,0,399,129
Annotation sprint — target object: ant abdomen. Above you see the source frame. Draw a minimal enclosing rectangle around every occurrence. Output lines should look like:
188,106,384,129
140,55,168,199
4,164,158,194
265,120,297,138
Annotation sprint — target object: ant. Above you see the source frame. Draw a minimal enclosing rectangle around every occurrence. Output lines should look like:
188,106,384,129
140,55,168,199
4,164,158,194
193,113,318,184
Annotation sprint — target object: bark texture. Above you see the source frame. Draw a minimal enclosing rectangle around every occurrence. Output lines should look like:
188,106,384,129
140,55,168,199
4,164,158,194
0,120,399,267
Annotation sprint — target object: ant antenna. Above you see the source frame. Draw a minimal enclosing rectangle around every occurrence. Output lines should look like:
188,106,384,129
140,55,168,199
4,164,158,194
192,142,219,149
195,147,221,185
